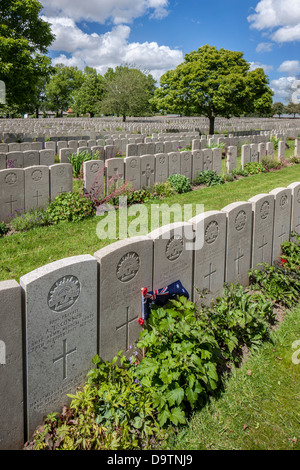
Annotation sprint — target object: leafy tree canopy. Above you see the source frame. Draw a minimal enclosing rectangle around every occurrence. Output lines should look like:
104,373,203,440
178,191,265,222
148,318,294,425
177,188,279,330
101,65,156,121
153,45,274,134
0,0,55,114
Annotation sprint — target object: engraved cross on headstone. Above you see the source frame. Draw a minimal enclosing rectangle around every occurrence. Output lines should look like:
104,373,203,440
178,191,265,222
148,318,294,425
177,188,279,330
116,307,139,352
5,194,18,213
53,339,77,380
235,248,244,275
278,225,287,241
258,235,268,263
142,164,154,186
204,263,216,292
33,190,43,206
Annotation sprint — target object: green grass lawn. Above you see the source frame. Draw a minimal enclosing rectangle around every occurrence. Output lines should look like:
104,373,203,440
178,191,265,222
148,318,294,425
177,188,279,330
162,304,300,451
1,161,300,282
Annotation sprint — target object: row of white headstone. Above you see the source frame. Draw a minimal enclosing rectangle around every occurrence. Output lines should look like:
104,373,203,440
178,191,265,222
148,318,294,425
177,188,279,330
0,164,73,222
1,180,300,449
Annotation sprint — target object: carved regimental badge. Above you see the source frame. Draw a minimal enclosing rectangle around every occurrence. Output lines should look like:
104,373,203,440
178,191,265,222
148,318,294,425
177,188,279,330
31,169,43,182
48,276,81,313
260,201,270,220
117,252,140,282
280,194,288,210
235,210,247,232
205,221,219,244
5,172,17,185
165,235,183,261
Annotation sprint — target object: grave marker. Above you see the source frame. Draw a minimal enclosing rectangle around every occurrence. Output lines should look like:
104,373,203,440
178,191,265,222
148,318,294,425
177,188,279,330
269,187,292,262
248,194,275,269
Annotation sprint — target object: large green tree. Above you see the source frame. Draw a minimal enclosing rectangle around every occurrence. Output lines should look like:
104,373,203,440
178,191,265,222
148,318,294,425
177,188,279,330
285,102,300,118
0,0,55,115
272,102,285,118
101,65,156,121
153,45,274,134
73,67,105,117
45,64,84,117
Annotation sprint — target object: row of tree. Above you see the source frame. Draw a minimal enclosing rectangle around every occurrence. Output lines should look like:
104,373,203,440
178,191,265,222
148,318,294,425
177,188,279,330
0,0,291,135
272,102,300,118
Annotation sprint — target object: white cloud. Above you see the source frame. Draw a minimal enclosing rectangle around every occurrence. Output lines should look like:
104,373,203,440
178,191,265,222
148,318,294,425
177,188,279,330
41,0,169,24
45,17,183,82
249,62,274,74
270,76,296,102
278,60,300,75
248,0,300,43
256,42,274,53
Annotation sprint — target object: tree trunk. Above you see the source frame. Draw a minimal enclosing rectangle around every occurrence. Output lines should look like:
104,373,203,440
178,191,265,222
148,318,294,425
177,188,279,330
209,115,215,135
35,107,39,119
122,114,126,122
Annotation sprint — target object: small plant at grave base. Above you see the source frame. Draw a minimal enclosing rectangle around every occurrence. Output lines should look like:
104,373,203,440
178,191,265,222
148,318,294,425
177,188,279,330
0,221,9,237
261,155,284,171
10,208,51,232
249,261,300,308
46,192,95,224
167,174,191,194
134,296,222,428
153,181,176,199
280,232,300,270
270,136,280,150
243,162,267,175
193,170,225,187
231,167,249,178
197,284,275,362
33,351,165,450
223,172,234,182
69,151,99,178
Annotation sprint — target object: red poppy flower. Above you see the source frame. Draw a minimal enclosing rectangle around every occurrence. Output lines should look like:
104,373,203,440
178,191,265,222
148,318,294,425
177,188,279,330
138,318,144,326
280,258,287,266
142,288,148,296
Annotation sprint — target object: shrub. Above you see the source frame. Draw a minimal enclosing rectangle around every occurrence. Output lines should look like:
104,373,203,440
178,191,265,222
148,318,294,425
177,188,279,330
68,151,99,178
0,221,9,237
10,208,51,231
47,192,95,224
261,155,285,170
193,170,225,187
167,174,191,194
153,181,176,198
243,162,266,175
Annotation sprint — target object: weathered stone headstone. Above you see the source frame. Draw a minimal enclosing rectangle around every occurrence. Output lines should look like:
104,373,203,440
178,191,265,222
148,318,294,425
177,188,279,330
49,163,73,200
140,155,155,187
124,156,141,190
57,141,68,152
0,280,24,450
106,158,125,193
39,149,55,166
91,146,105,159
31,142,43,151
222,201,253,286
155,142,164,154
20,142,33,152
148,222,194,296
248,194,275,269
0,143,8,153
278,141,285,160
180,151,192,180
212,148,222,174
288,182,300,235
250,144,259,162
269,187,292,262
294,139,299,157
189,211,227,305
23,150,40,168
137,143,147,157
8,143,20,152
126,143,138,157
104,145,117,160
45,141,56,152
6,151,23,168
155,153,169,184
202,149,213,171
20,255,98,439
94,237,153,361
241,145,251,168
0,168,25,221
0,153,6,170
258,143,267,162
226,146,237,173
59,148,73,164
192,150,203,180
266,142,274,156
25,166,50,211
83,159,105,197
168,152,181,176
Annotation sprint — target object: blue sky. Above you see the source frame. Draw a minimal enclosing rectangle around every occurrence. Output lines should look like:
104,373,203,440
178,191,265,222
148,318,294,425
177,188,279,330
40,0,300,103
